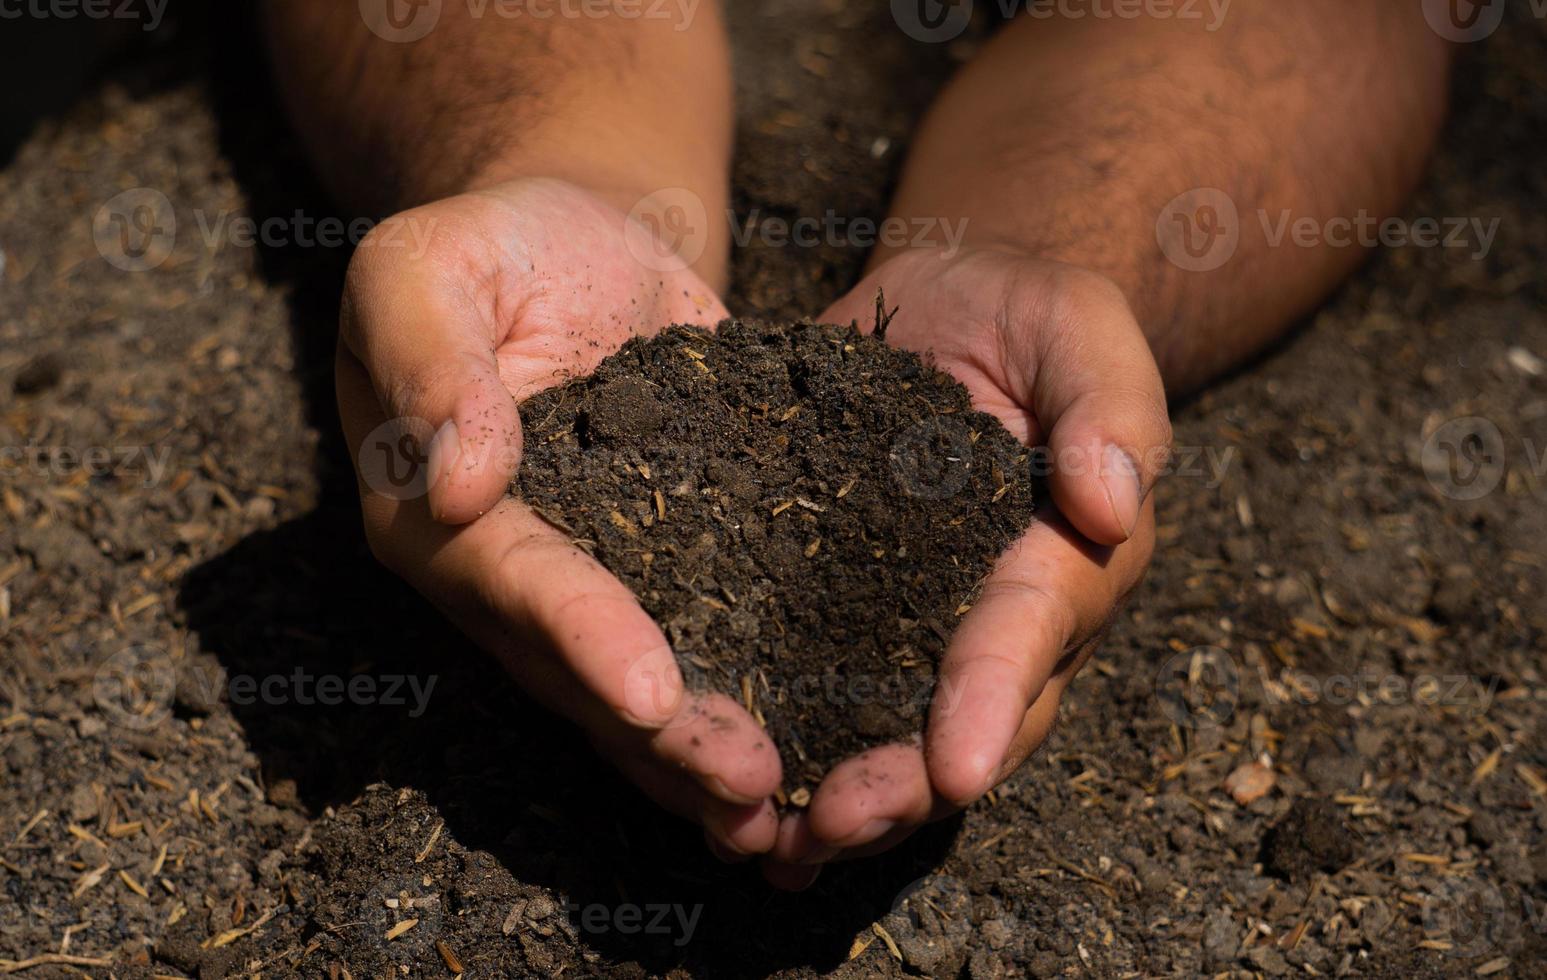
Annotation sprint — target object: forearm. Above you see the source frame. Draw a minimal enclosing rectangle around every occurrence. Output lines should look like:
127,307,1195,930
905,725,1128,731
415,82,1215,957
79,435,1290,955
262,1,733,282
879,2,1451,392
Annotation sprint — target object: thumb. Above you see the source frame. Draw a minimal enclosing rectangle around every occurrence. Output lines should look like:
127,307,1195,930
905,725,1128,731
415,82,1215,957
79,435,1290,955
341,212,522,524
1026,277,1171,545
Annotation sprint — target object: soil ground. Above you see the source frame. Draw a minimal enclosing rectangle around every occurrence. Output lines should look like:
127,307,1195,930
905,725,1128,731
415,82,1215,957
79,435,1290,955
0,2,1544,978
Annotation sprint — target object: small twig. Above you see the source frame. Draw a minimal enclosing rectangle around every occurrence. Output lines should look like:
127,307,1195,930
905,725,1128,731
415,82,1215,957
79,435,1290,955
0,954,113,974
414,820,444,864
872,287,899,341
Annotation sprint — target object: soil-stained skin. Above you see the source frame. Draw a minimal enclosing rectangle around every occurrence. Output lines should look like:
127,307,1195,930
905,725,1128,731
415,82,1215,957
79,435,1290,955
517,320,1037,788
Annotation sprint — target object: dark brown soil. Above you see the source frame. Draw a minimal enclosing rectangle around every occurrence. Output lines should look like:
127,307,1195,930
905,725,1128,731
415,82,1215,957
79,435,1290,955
1261,797,1361,881
516,321,1036,785
2,2,1545,978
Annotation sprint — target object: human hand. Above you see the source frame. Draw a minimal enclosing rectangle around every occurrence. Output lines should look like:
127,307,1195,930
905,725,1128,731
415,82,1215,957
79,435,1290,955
761,249,1171,887
337,177,782,859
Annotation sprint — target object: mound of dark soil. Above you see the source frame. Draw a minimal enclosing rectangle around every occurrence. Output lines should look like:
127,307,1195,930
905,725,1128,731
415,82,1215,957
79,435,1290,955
516,320,1037,788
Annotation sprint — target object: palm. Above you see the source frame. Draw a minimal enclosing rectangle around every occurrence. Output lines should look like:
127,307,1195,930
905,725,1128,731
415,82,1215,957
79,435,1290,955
440,179,727,395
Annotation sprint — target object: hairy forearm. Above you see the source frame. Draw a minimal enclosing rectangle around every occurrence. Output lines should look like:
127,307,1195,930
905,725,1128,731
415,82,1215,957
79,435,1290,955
262,1,733,277
880,2,1452,392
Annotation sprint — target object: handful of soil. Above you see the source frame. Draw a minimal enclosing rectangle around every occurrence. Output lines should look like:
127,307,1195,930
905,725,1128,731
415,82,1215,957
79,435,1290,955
516,320,1037,792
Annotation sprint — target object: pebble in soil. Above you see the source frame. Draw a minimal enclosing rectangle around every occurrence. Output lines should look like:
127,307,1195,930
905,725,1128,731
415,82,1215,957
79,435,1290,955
515,319,1038,789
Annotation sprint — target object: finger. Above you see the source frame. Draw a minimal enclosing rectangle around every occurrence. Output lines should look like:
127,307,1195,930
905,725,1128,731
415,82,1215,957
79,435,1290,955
340,347,677,727
763,817,925,882
803,742,938,851
609,754,776,858
701,796,781,858
768,741,954,867
780,653,1093,870
782,674,1074,875
467,510,781,803
611,749,778,857
1018,273,1171,545
767,810,837,865
633,692,783,805
705,832,751,864
340,351,781,806
341,206,524,526
993,656,1079,785
925,515,1127,806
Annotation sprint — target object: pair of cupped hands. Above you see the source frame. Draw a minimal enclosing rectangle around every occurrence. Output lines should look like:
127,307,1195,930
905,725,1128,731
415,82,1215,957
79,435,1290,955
338,178,1170,889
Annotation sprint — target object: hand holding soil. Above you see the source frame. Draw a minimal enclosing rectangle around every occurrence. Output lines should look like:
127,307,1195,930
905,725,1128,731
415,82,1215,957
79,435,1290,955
754,249,1170,881
336,177,788,859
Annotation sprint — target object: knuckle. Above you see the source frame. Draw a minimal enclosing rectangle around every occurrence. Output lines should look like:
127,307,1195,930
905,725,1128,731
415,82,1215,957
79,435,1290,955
382,350,486,420
1042,265,1131,324
344,221,413,295
980,577,1082,652
478,534,544,627
482,533,608,635
340,206,463,349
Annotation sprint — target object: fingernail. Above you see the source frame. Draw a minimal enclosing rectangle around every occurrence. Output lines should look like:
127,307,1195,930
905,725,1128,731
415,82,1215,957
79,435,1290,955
426,418,460,519
1101,444,1141,540
839,818,895,848
704,775,761,807
701,806,753,858
704,829,751,863
771,863,822,891
949,750,999,807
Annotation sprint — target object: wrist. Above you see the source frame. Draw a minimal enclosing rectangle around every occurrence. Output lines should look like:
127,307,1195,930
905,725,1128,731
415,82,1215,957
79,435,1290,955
440,77,731,289
445,142,731,294
458,120,728,227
